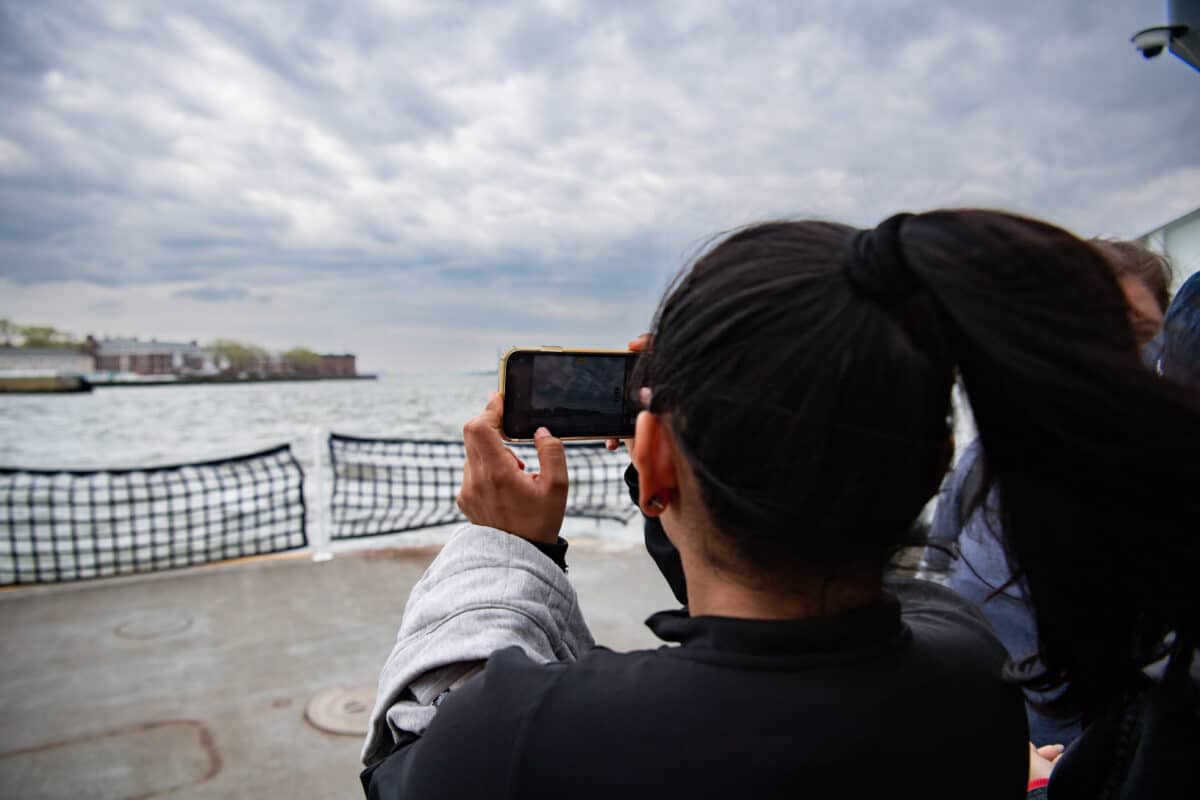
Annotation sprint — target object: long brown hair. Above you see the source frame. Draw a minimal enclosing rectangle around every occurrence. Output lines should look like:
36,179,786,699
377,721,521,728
1092,238,1173,312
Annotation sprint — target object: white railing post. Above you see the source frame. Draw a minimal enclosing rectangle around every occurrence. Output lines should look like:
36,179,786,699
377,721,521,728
311,425,333,562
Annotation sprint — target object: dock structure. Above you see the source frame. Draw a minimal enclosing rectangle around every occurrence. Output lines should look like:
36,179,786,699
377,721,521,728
0,541,675,799
0,373,91,394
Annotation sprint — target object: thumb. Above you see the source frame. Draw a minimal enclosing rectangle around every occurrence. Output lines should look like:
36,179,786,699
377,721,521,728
1036,744,1065,761
533,427,568,494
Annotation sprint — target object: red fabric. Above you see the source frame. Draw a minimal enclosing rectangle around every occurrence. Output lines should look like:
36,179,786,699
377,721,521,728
1027,777,1050,791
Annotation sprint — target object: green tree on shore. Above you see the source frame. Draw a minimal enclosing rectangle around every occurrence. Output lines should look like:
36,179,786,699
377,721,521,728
0,320,82,349
207,339,269,375
283,347,322,376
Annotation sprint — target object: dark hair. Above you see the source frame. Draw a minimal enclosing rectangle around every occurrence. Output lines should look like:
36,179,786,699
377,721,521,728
1091,238,1173,312
637,210,1200,721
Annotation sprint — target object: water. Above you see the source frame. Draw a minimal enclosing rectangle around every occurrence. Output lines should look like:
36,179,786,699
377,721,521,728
0,374,497,470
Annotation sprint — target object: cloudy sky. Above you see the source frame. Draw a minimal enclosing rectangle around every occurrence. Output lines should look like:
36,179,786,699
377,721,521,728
1,0,1197,373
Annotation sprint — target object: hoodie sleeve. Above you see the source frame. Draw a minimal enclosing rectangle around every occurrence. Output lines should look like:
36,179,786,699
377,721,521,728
361,523,595,766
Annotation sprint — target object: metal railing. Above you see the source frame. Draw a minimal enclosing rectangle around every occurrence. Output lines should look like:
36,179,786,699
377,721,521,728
0,434,636,584
0,445,307,585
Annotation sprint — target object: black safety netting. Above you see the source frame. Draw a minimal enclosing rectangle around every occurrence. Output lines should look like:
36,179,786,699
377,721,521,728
0,445,307,585
328,434,637,539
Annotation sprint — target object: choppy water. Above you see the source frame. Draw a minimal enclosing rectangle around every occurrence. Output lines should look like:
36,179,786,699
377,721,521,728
0,374,497,471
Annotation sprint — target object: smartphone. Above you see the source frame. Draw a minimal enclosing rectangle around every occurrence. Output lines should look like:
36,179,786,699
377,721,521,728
499,347,638,441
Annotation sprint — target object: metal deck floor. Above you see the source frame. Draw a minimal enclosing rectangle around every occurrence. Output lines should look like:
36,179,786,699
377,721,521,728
0,540,675,799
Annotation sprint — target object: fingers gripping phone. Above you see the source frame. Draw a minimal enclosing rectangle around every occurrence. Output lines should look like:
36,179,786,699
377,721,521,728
499,347,638,441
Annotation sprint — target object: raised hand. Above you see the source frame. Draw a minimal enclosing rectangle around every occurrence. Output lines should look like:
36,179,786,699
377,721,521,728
458,392,568,544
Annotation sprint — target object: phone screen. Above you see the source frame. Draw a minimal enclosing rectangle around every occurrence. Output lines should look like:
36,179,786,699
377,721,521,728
502,351,637,440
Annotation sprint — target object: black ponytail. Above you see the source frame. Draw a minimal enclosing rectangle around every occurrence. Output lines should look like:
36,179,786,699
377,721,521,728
899,210,1200,720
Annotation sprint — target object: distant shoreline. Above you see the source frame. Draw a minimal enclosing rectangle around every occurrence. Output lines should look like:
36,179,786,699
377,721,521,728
94,374,379,389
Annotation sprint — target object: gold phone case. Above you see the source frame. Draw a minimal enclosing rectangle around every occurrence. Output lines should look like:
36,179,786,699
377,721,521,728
497,346,634,442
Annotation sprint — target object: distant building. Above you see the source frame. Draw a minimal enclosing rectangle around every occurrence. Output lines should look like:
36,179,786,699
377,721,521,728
319,354,357,377
1138,205,1200,289
91,337,220,376
0,347,95,374
83,336,356,379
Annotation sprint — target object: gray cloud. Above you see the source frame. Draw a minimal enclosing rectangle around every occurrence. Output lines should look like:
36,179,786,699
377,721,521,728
171,285,259,303
0,0,1196,372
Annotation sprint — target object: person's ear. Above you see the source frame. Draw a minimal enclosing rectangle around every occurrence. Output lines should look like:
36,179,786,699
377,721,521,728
632,410,679,516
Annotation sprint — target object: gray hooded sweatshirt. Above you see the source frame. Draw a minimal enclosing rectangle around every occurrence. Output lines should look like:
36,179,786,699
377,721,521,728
361,524,594,766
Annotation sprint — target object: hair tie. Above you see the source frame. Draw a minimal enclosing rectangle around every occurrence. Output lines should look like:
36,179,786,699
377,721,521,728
844,212,918,306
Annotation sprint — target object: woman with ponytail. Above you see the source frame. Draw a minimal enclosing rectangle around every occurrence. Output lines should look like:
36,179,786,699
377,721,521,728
361,211,1200,800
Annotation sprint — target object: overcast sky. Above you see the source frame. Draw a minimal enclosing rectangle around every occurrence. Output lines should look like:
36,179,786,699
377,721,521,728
1,1,1197,373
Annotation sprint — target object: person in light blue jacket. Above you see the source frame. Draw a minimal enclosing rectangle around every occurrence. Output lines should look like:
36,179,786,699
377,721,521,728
928,439,1081,747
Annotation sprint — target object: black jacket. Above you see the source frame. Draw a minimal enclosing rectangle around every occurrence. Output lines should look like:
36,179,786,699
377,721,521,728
363,465,1029,797
1043,647,1200,799
364,558,1028,798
